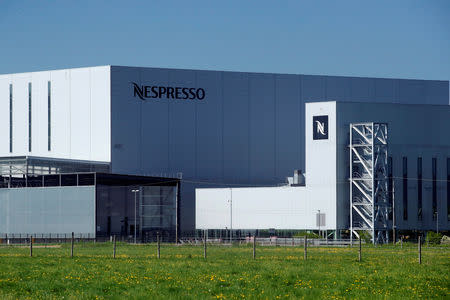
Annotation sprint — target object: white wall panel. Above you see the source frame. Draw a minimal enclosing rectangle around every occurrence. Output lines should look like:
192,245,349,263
51,70,71,158
31,72,51,156
196,188,230,229
90,66,111,162
0,77,10,155
70,69,92,158
196,186,335,230
11,74,29,155
0,67,110,162
305,102,337,227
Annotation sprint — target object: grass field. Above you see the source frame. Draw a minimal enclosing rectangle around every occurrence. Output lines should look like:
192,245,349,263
0,242,448,299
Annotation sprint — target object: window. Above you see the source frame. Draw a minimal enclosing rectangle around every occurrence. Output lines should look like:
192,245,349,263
403,157,408,220
48,81,51,151
28,82,32,152
447,158,450,221
417,157,422,221
9,84,12,153
432,158,437,221
388,157,393,220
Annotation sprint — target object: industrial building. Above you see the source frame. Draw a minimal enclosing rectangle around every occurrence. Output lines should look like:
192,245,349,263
0,65,449,239
196,101,450,243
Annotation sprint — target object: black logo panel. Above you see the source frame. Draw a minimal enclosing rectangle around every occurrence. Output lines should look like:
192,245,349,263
313,115,328,140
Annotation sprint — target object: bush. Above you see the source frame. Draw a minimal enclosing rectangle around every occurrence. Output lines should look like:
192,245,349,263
426,231,442,245
358,231,372,243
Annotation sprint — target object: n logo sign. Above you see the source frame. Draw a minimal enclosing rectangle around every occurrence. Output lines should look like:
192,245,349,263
313,115,328,140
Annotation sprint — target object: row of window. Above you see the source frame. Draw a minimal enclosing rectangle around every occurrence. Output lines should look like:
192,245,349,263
399,157,450,222
8,82,51,153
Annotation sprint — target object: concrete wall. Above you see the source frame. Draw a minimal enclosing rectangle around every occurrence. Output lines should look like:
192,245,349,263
0,186,95,236
0,66,111,162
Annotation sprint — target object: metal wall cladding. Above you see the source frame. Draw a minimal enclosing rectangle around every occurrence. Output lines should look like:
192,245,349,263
0,67,111,161
108,67,448,231
0,186,95,236
335,102,450,231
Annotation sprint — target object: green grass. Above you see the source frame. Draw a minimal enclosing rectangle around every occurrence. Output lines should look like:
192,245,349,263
0,242,448,299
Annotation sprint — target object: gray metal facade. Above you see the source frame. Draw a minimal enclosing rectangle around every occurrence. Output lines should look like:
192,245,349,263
109,66,449,231
0,186,95,236
336,102,450,232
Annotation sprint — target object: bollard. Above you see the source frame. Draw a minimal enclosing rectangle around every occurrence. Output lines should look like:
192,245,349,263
253,235,256,260
113,235,116,259
401,236,403,249
292,237,294,247
418,236,422,264
203,230,207,260
157,233,161,259
358,236,362,262
304,236,307,261
71,232,74,258
30,236,33,257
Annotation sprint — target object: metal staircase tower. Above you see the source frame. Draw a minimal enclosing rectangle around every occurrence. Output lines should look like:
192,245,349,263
349,123,389,244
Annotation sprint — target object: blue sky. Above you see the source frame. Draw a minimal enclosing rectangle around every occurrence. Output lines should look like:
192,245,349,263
0,0,449,87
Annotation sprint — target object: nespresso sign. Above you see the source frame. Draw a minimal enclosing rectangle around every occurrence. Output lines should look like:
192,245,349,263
132,82,205,101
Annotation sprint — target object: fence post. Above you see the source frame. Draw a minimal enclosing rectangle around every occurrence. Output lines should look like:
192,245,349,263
418,236,422,265
113,235,116,259
157,232,161,259
71,232,74,258
253,235,256,260
358,236,361,262
203,230,207,260
304,236,307,261
30,236,33,257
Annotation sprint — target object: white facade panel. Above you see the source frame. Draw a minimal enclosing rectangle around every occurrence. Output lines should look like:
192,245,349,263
90,66,111,162
11,74,29,156
305,102,337,228
196,186,336,230
51,69,71,158
70,69,92,158
0,77,9,155
0,67,110,162
196,188,230,229
31,72,51,156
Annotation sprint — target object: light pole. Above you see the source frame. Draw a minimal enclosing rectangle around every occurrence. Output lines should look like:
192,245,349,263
230,188,233,244
131,189,139,244
317,209,321,239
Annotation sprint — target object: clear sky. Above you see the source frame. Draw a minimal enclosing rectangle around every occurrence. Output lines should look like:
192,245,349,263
0,0,449,87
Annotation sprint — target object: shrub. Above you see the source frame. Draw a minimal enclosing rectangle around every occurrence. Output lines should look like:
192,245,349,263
358,231,372,243
426,231,442,245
